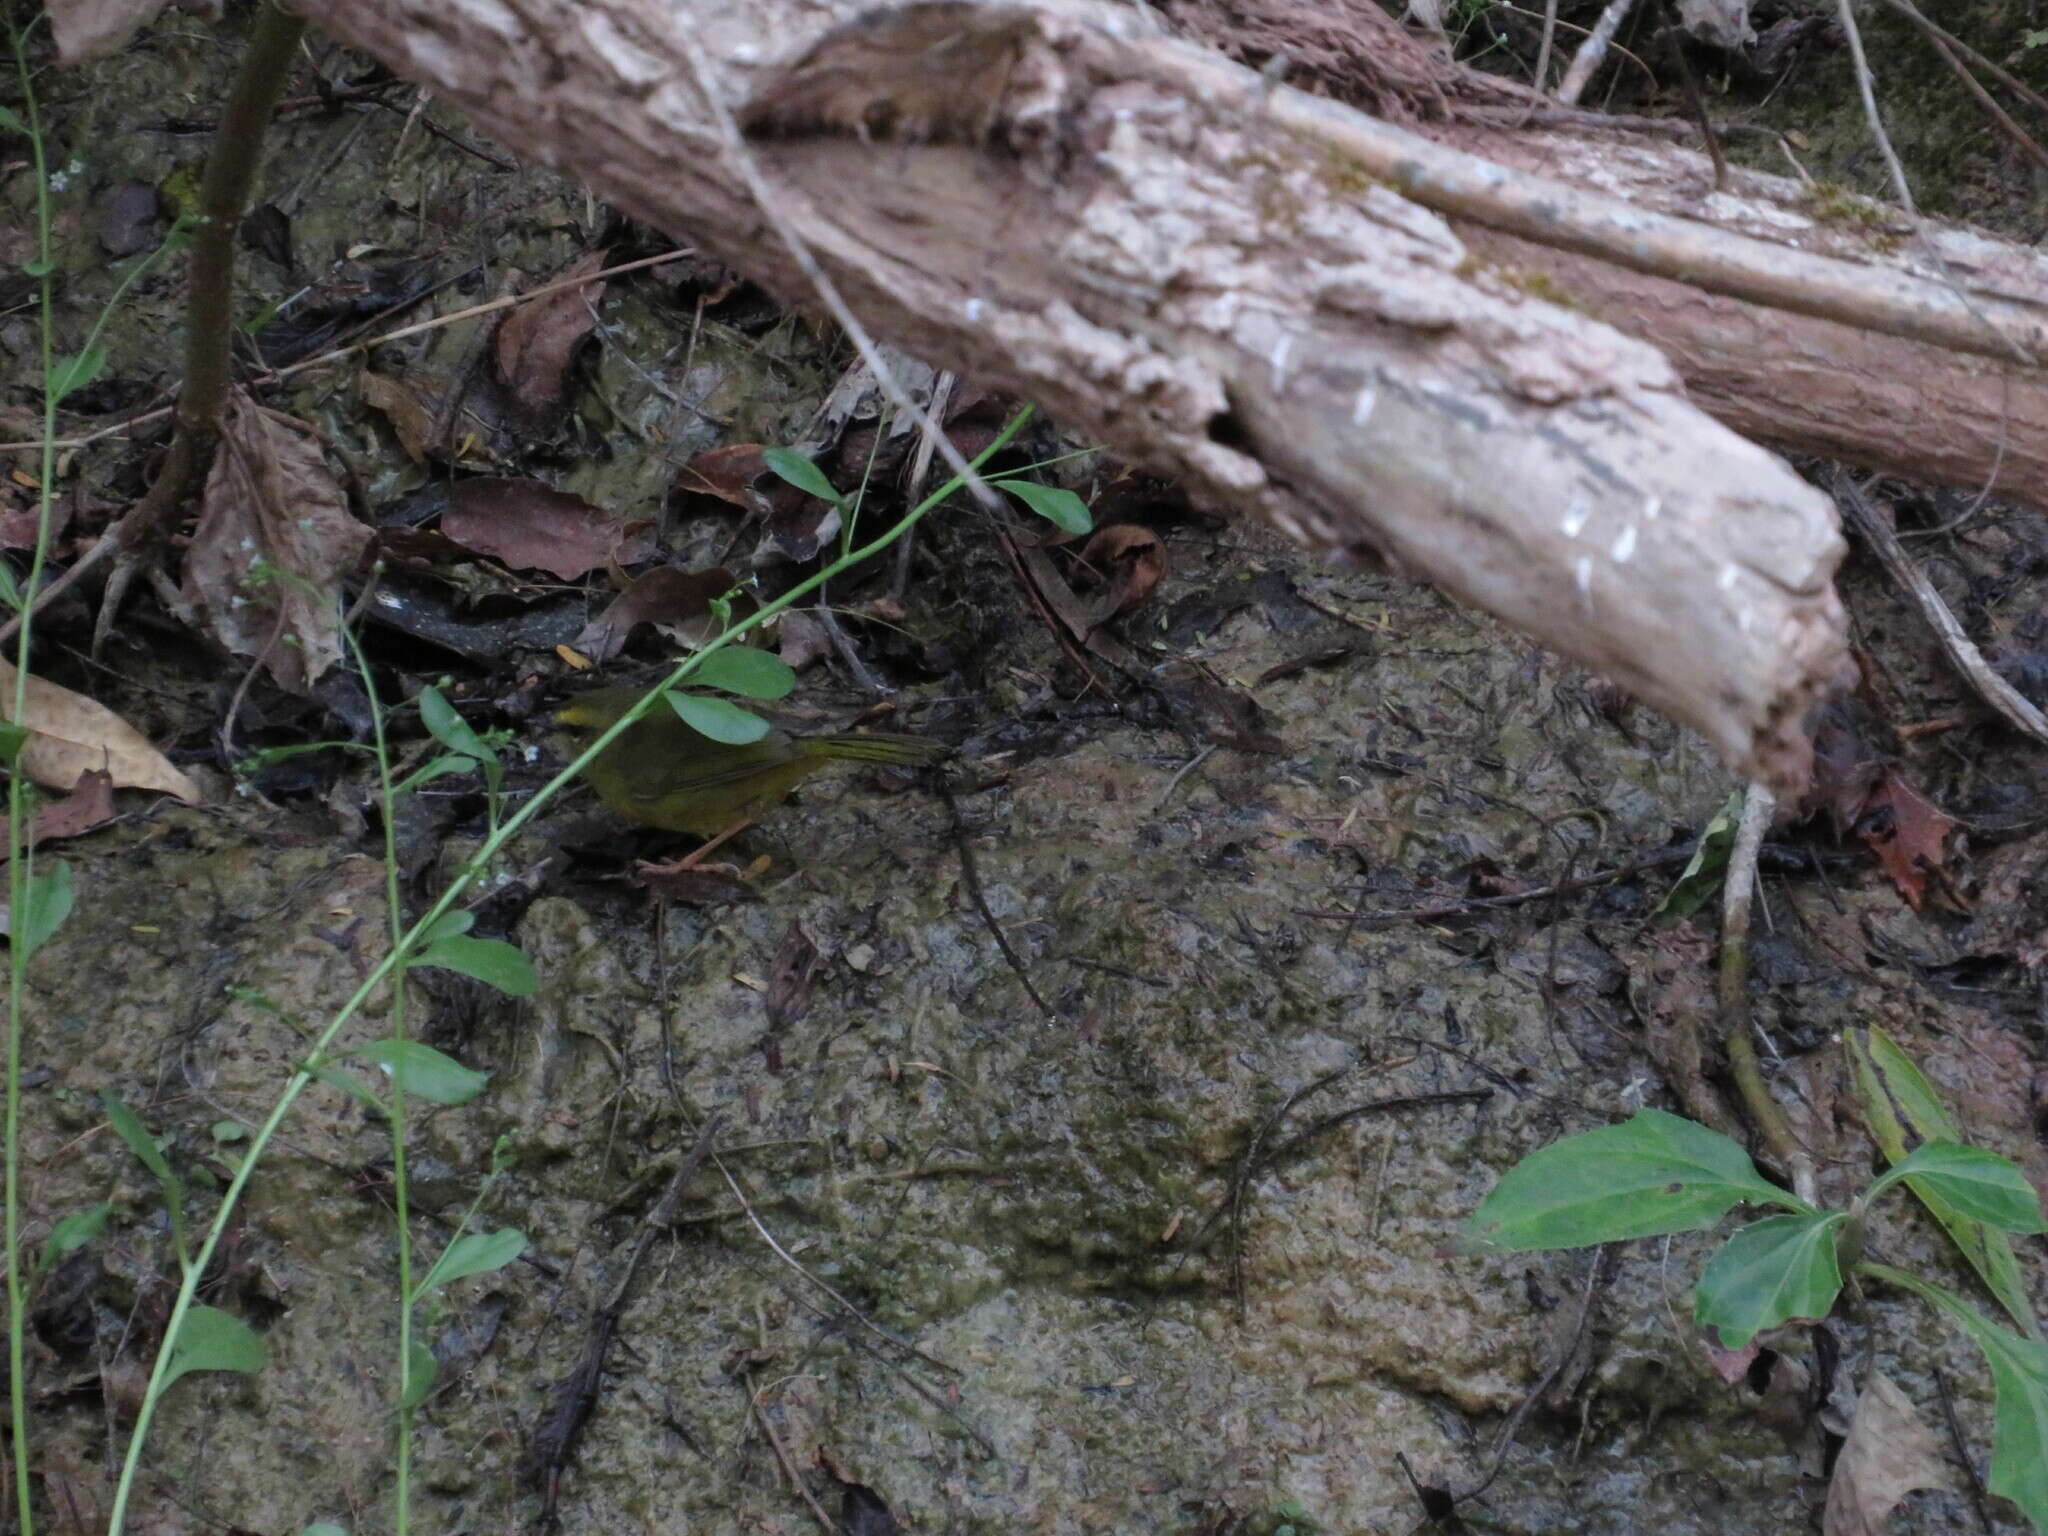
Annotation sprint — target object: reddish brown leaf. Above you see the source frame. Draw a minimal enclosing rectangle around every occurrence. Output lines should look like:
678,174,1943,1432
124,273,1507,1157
0,485,73,551
492,252,607,423
360,370,441,464
10,769,119,856
676,444,771,507
571,565,748,661
442,477,657,581
1077,523,1166,629
1855,771,1953,911
176,390,369,695
774,609,834,672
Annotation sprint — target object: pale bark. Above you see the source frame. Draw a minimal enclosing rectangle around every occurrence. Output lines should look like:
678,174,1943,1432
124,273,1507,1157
301,0,1914,792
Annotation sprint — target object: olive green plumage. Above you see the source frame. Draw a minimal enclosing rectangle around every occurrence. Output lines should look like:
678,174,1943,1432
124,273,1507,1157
555,685,945,836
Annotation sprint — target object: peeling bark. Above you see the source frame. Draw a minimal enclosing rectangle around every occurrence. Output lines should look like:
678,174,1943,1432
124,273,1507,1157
308,0,1898,791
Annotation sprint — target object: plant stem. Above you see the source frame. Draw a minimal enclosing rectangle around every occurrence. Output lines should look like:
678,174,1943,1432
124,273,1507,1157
347,627,415,1536
5,20,57,1534
101,404,1033,1536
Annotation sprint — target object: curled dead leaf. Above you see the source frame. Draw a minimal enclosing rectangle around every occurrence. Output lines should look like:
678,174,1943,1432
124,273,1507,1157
443,477,657,582
493,251,607,425
0,662,200,803
572,566,750,661
1854,771,1953,911
176,390,370,695
1077,523,1166,630
1821,1371,1945,1536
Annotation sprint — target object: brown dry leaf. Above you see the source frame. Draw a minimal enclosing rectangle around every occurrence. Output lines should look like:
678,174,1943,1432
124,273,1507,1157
1078,523,1166,629
676,444,771,507
765,919,822,1029
0,486,73,551
52,0,170,62
177,391,370,695
775,609,834,671
0,662,199,802
360,370,440,464
572,565,748,661
1822,1371,1945,1536
492,252,607,423
443,477,656,582
1855,771,1953,911
0,770,119,863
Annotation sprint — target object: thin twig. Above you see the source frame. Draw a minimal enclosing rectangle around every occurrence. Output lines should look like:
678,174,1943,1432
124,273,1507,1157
523,1114,724,1529
1831,470,2048,746
1719,782,1814,1203
744,1372,841,1536
940,782,1055,1021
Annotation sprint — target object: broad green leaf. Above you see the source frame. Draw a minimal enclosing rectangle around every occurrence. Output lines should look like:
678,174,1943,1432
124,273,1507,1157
761,447,843,505
16,859,74,960
1849,1027,2042,1340
162,1304,267,1389
1871,1143,2048,1235
347,1039,490,1105
0,721,29,766
996,478,1092,536
1694,1212,1846,1349
418,908,475,943
692,646,796,701
417,686,492,760
1865,1263,2048,1531
415,1227,527,1300
1654,790,1742,922
301,1525,349,1536
665,691,769,746
37,1201,111,1273
22,258,52,279
401,1338,438,1411
1465,1108,1805,1251
101,1091,175,1186
413,934,537,998
0,106,28,135
47,346,106,404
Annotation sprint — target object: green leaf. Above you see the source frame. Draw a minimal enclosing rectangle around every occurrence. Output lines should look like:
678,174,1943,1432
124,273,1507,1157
412,934,537,998
665,691,769,746
996,478,1092,536
346,1039,490,1105
0,720,29,766
0,563,20,611
418,909,475,944
15,859,74,960
1694,1212,1846,1349
417,685,492,761
392,753,481,797
22,257,52,279
100,1091,176,1186
1871,1142,2048,1235
162,1304,267,1390
415,1227,527,1300
692,646,796,701
1848,1027,2042,1340
0,106,27,136
1865,1263,2048,1531
401,1338,438,1411
307,1064,388,1117
761,447,843,505
1654,790,1742,921
37,1202,111,1273
47,346,106,404
301,1525,350,1536
1465,1108,1805,1251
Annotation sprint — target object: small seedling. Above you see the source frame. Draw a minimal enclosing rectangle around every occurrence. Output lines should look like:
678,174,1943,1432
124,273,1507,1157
1466,1082,2048,1531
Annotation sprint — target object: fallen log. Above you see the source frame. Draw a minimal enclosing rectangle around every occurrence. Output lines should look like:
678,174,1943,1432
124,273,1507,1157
291,0,1922,790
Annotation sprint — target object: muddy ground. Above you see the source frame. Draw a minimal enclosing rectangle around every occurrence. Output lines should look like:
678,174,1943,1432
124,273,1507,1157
3,3,2047,1534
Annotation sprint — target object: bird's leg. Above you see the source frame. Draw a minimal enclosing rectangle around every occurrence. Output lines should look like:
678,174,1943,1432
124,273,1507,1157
636,817,754,876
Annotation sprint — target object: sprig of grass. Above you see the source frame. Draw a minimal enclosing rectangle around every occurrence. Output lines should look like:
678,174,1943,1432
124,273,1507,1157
101,403,1037,1536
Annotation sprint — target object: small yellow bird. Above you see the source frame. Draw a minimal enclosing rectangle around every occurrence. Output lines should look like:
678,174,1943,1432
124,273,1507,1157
554,685,946,842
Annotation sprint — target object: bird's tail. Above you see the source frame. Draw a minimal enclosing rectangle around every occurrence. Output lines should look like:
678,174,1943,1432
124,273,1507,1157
800,732,948,767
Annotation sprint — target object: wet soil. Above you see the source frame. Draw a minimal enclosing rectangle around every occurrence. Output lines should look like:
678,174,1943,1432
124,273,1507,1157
3,6,2046,1535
